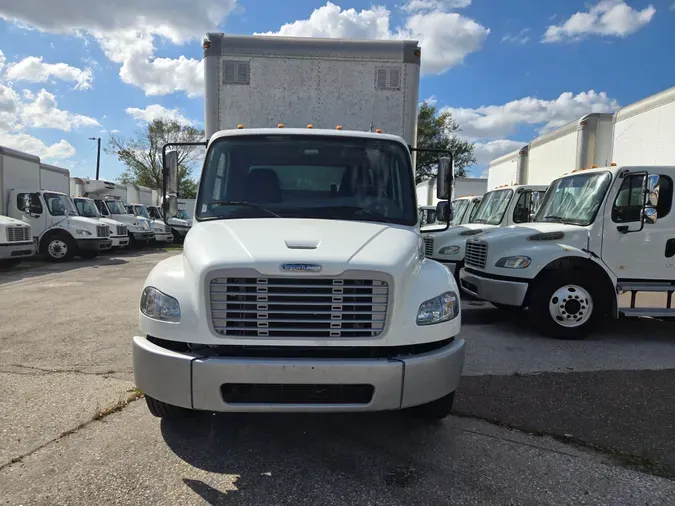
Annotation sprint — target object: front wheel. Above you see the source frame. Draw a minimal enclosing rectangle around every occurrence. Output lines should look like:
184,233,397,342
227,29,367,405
42,234,75,262
529,271,603,340
409,392,456,420
145,395,194,419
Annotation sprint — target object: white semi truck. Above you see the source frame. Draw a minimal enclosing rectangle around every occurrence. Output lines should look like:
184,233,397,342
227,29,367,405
77,178,155,247
0,147,36,267
459,87,675,339
132,33,465,421
1,149,112,262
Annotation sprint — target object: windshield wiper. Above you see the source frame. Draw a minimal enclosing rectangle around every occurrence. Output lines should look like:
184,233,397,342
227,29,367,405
318,205,392,223
207,201,280,218
471,218,487,224
542,215,566,222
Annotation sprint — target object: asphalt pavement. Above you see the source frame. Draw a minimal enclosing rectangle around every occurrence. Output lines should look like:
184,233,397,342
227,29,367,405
1,249,674,505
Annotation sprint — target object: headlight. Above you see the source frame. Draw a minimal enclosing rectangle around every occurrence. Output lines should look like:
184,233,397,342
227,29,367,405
75,229,92,236
416,291,459,326
140,287,181,322
439,245,460,255
496,256,531,269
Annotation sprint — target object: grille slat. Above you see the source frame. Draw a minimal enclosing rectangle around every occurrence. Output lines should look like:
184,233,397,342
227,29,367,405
210,277,389,338
96,224,110,238
423,236,434,257
116,225,127,236
465,241,488,268
7,226,31,242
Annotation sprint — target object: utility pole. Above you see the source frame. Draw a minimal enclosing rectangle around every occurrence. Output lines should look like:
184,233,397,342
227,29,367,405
89,136,101,180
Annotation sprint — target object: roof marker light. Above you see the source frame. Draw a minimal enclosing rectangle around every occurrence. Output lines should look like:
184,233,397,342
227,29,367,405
278,123,284,128
376,128,382,133
336,125,343,130
307,124,313,129
237,124,244,129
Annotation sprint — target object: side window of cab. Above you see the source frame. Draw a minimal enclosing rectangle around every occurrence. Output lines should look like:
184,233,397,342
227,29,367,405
612,174,674,223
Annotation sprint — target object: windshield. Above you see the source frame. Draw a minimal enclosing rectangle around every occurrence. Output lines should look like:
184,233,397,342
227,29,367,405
176,209,189,220
468,198,482,222
148,206,162,220
469,189,513,225
197,135,417,225
534,172,613,226
133,205,151,220
106,200,127,215
43,192,77,217
74,198,100,218
450,199,470,225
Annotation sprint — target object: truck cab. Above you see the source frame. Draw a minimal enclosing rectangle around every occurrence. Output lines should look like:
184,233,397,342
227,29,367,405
459,165,675,339
125,203,173,244
72,197,130,249
0,215,35,268
88,196,154,248
422,184,546,278
147,205,191,242
8,189,112,261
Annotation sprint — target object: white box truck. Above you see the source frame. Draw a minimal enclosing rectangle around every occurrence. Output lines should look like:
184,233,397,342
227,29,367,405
0,147,36,267
78,178,155,247
124,184,173,243
70,177,130,249
1,148,112,262
458,89,675,339
417,177,486,227
133,34,465,421
422,145,546,280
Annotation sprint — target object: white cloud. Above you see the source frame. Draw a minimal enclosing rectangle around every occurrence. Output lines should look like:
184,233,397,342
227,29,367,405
502,28,530,44
542,0,656,43
20,89,100,130
126,104,195,125
4,56,93,90
0,131,76,160
402,0,471,12
258,2,490,75
444,90,620,141
473,139,526,165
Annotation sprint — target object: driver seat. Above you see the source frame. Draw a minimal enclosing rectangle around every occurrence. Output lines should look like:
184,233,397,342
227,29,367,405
244,168,282,203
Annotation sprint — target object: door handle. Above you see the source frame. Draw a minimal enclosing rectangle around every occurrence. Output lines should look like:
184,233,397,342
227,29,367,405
617,225,629,233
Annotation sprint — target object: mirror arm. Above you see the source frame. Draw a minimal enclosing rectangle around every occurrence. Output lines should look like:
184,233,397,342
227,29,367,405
161,141,206,225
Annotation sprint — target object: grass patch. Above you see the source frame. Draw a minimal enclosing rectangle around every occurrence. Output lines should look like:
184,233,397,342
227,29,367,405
94,388,144,420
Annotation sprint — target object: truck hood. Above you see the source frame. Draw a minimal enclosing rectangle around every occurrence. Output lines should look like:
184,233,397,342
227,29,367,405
421,222,497,240
184,218,421,277
472,222,590,248
0,215,29,227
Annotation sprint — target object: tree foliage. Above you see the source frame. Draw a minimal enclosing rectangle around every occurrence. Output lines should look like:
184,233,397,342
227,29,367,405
415,102,476,184
106,119,204,198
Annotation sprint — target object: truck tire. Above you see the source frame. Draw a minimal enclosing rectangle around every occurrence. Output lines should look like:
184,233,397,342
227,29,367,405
41,233,75,262
409,391,455,420
529,270,604,340
145,395,193,419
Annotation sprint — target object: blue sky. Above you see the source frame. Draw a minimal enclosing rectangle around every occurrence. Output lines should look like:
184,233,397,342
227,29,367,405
0,0,673,182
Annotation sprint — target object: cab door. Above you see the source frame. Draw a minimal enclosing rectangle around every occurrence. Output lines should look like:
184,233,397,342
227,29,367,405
15,192,48,237
601,172,675,280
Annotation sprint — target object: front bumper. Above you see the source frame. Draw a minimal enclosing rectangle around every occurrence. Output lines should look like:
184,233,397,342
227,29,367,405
111,236,130,248
131,231,154,242
172,227,190,238
132,335,466,412
75,238,113,251
153,232,174,242
0,241,35,259
459,268,529,306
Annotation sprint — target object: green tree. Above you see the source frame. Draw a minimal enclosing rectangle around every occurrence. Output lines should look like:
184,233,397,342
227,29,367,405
106,118,204,198
415,102,476,184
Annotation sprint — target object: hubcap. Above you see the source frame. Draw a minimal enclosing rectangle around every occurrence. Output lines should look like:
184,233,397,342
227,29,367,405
548,284,593,328
48,239,68,259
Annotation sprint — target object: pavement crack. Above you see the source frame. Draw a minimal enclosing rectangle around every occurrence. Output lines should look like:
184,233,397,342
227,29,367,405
0,389,144,472
1,364,132,377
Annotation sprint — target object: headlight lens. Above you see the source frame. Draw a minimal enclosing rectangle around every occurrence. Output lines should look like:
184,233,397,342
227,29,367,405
75,229,92,236
416,291,459,326
439,245,460,255
496,256,531,269
140,287,181,322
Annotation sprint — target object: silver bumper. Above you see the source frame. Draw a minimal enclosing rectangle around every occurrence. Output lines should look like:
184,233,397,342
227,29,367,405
153,232,174,242
132,335,466,412
0,241,35,259
459,268,529,306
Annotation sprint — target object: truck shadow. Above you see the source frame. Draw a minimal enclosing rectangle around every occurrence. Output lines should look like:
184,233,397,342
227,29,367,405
161,411,455,503
0,256,129,286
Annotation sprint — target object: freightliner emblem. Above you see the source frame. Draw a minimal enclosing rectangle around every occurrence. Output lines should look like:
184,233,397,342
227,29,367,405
280,263,322,273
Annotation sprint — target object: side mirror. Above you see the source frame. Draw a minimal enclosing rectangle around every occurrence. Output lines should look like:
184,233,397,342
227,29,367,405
436,156,454,200
643,174,660,225
163,150,179,222
436,201,453,223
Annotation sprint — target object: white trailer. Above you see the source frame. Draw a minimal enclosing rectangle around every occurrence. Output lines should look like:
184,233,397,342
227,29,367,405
611,85,675,166
78,178,155,248
487,146,528,191
527,113,614,185
133,34,464,421
0,146,36,266
417,177,486,207
1,148,112,262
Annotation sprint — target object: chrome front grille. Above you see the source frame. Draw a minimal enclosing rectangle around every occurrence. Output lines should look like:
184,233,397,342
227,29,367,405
116,225,127,236
423,236,434,257
465,241,488,269
96,224,109,238
7,226,31,242
209,277,390,338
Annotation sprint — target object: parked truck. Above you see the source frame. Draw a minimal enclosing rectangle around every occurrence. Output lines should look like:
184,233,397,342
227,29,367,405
1,149,112,262
459,87,675,339
147,204,192,243
0,147,36,267
417,177,486,228
133,34,465,421
125,184,173,244
78,179,154,248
